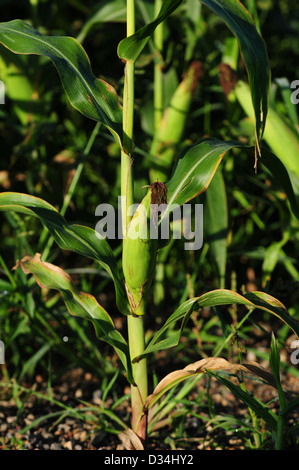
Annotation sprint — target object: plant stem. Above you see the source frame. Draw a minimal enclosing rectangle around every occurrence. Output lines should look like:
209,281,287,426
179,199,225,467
153,0,164,133
122,0,148,443
121,0,135,236
127,311,148,440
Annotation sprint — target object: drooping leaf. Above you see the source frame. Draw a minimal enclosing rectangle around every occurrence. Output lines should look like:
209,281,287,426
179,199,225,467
144,356,278,428
0,20,123,145
16,254,133,383
200,0,270,154
136,289,299,362
0,192,129,315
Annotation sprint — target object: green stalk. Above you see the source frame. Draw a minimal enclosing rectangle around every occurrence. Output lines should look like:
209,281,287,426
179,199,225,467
127,312,148,440
153,0,164,133
122,0,148,443
121,0,135,236
269,334,287,450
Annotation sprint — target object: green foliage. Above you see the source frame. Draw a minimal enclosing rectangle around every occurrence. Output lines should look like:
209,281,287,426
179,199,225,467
0,0,298,450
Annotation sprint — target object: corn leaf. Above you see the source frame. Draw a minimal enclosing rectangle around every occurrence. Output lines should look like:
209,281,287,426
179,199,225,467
203,167,228,288
136,289,299,362
16,254,133,383
0,19,123,146
163,138,243,221
117,0,184,62
77,0,127,43
200,0,270,152
0,192,129,315
206,369,279,431
144,356,278,431
163,138,299,222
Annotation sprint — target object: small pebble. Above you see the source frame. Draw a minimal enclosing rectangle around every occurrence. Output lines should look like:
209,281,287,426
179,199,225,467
62,440,73,450
6,416,16,424
50,443,63,450
75,389,83,398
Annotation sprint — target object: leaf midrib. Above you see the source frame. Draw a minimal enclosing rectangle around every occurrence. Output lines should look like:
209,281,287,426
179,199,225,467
163,144,228,217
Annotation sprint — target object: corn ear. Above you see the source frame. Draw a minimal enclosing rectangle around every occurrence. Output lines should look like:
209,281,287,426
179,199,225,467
123,184,167,315
150,61,203,183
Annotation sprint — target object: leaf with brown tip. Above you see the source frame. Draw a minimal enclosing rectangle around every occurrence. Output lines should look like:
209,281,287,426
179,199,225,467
144,356,277,412
16,253,133,383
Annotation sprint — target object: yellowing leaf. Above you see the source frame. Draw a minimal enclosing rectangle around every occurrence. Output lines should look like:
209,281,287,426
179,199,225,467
16,254,133,383
144,356,277,412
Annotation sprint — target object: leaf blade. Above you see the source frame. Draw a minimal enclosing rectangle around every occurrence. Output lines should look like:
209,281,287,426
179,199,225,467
201,0,270,152
206,369,279,431
204,167,228,288
0,19,123,145
144,355,278,428
117,0,184,62
163,138,243,220
137,289,299,361
0,192,129,315
17,253,133,383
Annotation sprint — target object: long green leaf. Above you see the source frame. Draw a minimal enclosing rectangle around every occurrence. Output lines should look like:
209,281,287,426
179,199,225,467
162,138,299,222
77,0,127,43
16,253,133,383
200,0,270,153
163,138,242,221
204,167,228,288
206,369,278,431
117,0,184,62
136,289,299,362
0,192,129,315
0,19,123,145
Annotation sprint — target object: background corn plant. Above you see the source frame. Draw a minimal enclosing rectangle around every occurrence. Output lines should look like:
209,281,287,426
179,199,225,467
0,0,299,450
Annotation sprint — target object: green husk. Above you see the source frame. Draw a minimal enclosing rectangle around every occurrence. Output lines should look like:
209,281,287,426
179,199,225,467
123,186,164,315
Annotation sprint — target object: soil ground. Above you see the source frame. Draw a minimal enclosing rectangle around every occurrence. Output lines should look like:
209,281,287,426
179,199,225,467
1,364,298,450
